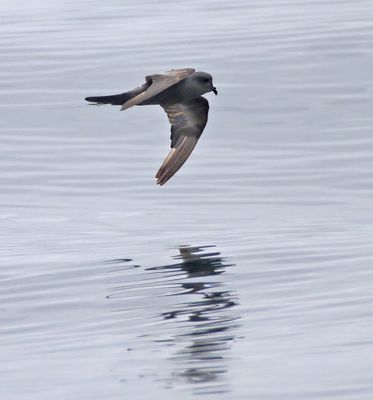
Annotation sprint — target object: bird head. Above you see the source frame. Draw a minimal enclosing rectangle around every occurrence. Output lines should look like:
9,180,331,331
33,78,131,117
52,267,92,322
190,72,218,96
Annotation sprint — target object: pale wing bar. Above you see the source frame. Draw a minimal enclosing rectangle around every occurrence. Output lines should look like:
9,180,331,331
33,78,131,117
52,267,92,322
120,68,195,111
156,136,198,186
156,97,209,185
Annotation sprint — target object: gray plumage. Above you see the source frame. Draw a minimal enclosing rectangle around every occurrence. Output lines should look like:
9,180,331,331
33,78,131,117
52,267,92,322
85,68,217,185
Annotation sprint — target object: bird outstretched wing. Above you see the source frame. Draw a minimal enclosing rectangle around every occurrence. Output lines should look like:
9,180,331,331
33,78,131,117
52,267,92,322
156,96,209,185
120,68,195,111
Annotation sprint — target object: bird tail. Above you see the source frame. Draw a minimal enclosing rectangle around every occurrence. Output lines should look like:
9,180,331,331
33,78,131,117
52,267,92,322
85,93,131,106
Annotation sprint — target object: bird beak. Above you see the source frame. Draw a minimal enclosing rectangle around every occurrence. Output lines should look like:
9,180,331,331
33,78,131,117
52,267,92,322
212,87,218,95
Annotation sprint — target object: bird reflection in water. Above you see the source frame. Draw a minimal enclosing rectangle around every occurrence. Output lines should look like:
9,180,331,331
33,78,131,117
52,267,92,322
148,245,239,394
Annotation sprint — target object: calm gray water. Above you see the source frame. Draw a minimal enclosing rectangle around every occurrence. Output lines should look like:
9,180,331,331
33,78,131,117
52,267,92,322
1,0,373,399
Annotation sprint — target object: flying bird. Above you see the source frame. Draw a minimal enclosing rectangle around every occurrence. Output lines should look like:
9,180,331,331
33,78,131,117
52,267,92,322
85,68,217,185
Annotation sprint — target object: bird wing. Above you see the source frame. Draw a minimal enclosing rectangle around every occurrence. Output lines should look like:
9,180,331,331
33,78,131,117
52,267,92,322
120,68,195,111
156,96,209,185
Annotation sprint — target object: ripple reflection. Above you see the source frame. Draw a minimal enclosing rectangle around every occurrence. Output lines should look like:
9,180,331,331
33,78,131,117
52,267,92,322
148,245,240,394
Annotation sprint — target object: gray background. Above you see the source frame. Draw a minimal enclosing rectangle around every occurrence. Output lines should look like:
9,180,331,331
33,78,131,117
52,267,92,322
1,0,373,399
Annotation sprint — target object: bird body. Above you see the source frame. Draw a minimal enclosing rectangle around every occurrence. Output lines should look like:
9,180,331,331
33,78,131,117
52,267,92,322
85,68,217,185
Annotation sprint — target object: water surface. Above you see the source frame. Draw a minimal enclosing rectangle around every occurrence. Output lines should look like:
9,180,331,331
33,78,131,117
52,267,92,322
1,0,373,399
